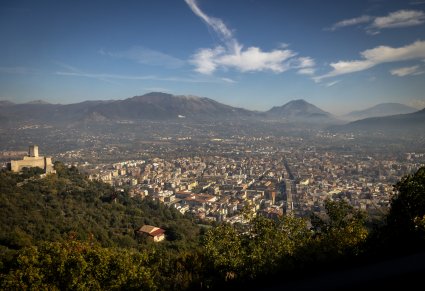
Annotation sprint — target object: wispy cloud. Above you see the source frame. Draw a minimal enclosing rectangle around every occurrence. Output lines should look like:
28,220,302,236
184,0,238,52
327,15,372,31
371,10,425,31
390,65,425,76
221,77,236,83
325,80,341,87
295,57,316,75
100,46,185,69
295,57,316,68
315,40,425,80
184,0,314,75
56,71,154,81
328,9,425,34
297,68,315,75
55,68,231,84
55,62,121,84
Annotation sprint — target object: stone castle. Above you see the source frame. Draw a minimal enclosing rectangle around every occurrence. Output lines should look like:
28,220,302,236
8,145,55,173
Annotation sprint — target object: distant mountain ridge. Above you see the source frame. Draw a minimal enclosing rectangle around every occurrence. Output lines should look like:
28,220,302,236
25,100,51,105
335,108,425,133
0,93,342,126
88,92,255,120
0,92,255,124
0,100,16,106
344,103,416,121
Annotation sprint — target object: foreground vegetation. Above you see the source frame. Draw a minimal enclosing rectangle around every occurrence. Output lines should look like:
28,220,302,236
1,163,424,290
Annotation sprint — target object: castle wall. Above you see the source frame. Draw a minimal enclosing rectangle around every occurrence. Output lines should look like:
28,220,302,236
10,156,54,173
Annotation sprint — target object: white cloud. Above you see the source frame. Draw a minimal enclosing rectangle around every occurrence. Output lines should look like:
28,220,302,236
295,57,315,68
329,9,425,33
297,68,315,75
390,65,424,76
185,0,313,75
372,10,425,29
218,46,295,73
316,40,425,80
328,15,372,31
361,40,425,62
191,46,295,74
191,46,225,74
100,46,185,69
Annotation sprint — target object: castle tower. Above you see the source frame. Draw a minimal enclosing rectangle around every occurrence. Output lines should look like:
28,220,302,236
29,145,39,157
8,145,55,174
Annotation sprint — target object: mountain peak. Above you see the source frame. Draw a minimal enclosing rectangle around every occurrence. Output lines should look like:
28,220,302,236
268,99,328,115
336,107,425,133
344,103,416,121
129,92,174,102
288,99,308,104
25,100,50,105
128,92,207,105
266,99,337,124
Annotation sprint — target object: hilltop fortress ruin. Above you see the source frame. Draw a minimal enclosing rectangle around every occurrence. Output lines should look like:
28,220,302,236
8,145,55,174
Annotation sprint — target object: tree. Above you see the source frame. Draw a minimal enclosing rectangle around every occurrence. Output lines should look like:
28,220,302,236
311,200,368,257
1,240,156,290
385,167,425,249
203,224,244,281
245,215,310,277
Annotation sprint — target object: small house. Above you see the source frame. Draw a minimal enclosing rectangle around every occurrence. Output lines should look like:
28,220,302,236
137,225,165,242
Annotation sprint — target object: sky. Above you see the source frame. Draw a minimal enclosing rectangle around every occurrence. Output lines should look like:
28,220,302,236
1,0,425,115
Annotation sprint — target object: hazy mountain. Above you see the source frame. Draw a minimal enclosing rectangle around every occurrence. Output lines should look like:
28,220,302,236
344,103,416,121
0,103,59,123
0,100,109,124
25,100,51,105
0,100,15,107
88,92,254,120
0,92,255,124
336,108,425,133
266,99,339,124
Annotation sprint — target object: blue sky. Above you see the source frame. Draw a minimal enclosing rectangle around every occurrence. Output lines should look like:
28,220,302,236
1,0,425,114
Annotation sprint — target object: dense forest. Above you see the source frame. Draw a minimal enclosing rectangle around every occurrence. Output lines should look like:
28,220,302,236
1,163,424,290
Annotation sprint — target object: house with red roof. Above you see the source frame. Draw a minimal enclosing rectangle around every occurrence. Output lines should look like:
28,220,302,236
137,225,165,242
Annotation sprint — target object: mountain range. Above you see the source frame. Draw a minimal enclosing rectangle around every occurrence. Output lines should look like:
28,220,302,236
0,92,334,125
344,103,417,121
336,108,425,133
0,92,423,133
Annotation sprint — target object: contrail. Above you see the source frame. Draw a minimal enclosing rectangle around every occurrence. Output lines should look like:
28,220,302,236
184,0,241,53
